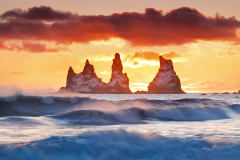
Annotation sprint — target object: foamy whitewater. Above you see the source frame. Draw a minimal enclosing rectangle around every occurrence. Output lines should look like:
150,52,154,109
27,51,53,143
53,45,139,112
0,93,239,159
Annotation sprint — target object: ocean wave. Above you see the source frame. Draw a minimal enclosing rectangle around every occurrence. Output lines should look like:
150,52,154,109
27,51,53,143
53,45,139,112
228,104,240,113
51,110,122,125
0,94,239,123
0,116,46,126
0,95,92,117
0,130,239,160
0,94,91,104
50,104,230,125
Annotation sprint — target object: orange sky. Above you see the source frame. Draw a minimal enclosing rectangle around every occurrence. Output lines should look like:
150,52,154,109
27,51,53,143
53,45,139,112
0,2,240,93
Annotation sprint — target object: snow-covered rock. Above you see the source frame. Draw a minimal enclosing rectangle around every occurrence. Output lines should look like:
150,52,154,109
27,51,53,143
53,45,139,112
148,56,185,94
65,60,106,93
59,54,132,94
106,53,132,93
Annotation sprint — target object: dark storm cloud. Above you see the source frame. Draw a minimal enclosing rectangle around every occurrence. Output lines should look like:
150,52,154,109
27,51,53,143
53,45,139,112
0,6,239,47
109,7,240,46
0,6,74,21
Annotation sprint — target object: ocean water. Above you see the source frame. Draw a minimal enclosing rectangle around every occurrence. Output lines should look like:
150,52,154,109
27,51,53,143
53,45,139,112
0,93,239,160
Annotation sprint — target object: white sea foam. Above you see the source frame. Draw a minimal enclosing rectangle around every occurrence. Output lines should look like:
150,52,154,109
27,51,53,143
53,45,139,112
41,97,55,104
0,130,239,160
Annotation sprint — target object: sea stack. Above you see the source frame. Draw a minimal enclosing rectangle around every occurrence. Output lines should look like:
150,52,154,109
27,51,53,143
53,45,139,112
106,53,132,93
59,53,132,94
66,66,76,89
148,56,185,94
65,60,106,93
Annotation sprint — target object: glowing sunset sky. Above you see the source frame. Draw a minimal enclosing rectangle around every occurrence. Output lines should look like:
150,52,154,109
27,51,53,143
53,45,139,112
0,0,240,93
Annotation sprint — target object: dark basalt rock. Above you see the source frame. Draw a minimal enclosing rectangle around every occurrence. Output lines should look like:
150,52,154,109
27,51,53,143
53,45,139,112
148,56,185,94
61,54,132,94
66,66,75,89
82,60,98,78
65,60,106,93
60,54,186,94
106,53,132,93
222,92,229,94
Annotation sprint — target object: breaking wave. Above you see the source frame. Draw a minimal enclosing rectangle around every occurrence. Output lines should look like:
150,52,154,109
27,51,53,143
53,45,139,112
0,94,92,116
51,106,229,125
0,130,239,160
0,94,239,123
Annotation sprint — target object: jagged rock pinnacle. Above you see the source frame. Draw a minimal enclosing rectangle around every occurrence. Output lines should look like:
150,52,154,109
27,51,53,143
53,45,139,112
112,53,123,76
68,66,75,75
82,59,96,77
61,53,132,94
86,59,89,65
64,60,106,93
107,53,131,93
148,56,185,94
66,66,76,89
61,54,185,94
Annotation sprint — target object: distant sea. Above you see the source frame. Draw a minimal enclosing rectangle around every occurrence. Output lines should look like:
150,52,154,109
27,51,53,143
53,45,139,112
0,93,239,159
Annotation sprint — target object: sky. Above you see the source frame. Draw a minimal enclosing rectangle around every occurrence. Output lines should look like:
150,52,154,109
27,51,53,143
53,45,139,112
0,0,240,93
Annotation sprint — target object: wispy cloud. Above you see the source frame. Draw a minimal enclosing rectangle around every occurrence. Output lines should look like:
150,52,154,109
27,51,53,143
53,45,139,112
129,82,149,92
182,80,237,92
217,51,237,57
100,71,110,75
0,40,67,53
11,71,26,75
124,51,185,68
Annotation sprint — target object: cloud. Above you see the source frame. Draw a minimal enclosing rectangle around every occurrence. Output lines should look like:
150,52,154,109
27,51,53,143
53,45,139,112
100,71,110,75
0,40,66,53
129,82,149,92
217,51,237,57
21,41,59,52
129,51,180,61
130,51,159,61
0,6,74,21
162,51,180,59
228,52,237,56
11,72,26,75
182,80,235,92
85,55,114,62
89,38,126,48
0,6,239,46
124,51,183,68
124,59,159,68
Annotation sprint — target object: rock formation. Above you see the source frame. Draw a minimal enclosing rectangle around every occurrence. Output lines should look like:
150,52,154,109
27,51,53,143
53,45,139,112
106,53,132,93
238,90,240,94
59,53,131,94
148,56,185,94
66,66,76,89
64,60,106,93
59,53,185,94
